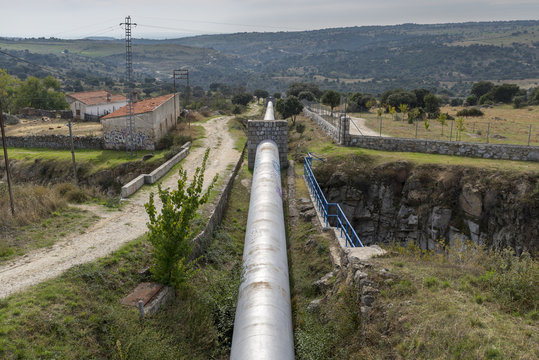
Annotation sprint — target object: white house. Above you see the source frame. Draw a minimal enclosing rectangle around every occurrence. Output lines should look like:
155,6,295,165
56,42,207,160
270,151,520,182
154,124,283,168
101,93,179,150
66,90,127,121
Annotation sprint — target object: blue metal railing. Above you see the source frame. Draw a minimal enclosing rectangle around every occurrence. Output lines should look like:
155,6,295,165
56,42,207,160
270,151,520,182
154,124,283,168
304,154,364,247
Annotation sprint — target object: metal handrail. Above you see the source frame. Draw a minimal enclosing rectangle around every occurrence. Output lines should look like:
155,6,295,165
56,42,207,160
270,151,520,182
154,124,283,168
304,154,364,247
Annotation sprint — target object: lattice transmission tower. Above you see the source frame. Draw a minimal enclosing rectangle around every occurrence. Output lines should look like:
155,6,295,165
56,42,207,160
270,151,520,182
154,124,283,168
120,16,136,156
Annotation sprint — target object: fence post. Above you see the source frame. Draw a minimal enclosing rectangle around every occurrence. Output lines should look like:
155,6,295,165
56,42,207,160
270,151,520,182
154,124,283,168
379,116,382,137
415,119,418,138
528,124,532,146
449,120,453,142
486,122,490,144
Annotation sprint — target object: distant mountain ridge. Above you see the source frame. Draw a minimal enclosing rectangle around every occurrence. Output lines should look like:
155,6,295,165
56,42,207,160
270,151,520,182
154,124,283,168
1,20,539,95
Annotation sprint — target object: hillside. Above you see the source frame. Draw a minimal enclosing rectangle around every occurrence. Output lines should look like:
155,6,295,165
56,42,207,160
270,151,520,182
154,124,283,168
1,20,539,95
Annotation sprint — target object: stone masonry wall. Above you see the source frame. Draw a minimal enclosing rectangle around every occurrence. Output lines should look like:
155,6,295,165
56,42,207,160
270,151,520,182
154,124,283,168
303,108,339,142
305,107,539,162
347,135,539,162
4,135,104,150
248,120,288,170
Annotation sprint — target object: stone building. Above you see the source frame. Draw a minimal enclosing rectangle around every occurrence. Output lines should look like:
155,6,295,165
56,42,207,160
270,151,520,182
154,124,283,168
101,93,179,150
66,90,127,121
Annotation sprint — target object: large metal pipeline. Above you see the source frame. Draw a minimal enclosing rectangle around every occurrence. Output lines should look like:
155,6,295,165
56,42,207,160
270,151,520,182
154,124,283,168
264,100,275,120
230,103,294,360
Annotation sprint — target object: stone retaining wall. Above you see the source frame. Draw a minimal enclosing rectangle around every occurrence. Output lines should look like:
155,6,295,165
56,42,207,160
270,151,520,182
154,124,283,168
247,120,288,170
303,108,339,142
347,134,539,162
120,142,191,198
191,145,247,258
306,107,539,162
4,135,104,150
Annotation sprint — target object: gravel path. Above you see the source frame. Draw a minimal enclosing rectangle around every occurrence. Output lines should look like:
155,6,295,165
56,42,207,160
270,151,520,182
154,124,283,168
0,114,243,299
349,116,388,137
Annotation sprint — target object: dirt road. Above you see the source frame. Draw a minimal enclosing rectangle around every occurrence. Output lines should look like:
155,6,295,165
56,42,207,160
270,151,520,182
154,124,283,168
349,116,388,137
0,114,244,299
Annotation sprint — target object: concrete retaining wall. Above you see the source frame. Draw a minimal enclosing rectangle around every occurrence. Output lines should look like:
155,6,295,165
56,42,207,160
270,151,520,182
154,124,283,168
120,142,191,198
191,145,247,258
4,135,104,150
247,120,288,170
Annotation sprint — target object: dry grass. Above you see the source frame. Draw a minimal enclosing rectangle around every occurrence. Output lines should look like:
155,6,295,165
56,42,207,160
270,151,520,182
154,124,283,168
354,241,539,360
0,183,66,227
4,118,102,137
355,104,539,145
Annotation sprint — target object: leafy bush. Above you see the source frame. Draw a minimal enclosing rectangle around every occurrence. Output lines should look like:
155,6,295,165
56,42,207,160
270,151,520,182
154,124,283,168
456,108,484,117
145,149,217,289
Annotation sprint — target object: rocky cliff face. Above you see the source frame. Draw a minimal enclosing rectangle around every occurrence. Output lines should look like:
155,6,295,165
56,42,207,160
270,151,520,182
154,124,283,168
315,156,539,254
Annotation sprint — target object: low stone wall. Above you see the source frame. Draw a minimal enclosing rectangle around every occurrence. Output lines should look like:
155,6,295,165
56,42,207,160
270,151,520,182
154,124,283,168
347,135,539,162
20,108,73,119
303,108,339,142
305,108,539,162
191,145,247,258
120,142,191,198
4,135,104,150
247,120,288,170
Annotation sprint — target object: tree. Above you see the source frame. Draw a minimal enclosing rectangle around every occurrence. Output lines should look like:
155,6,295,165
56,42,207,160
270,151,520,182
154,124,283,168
0,69,20,113
298,91,316,102
471,81,495,98
387,91,416,109
413,88,431,108
456,116,465,141
424,93,440,118
321,90,340,115
13,75,68,112
437,113,447,136
253,89,269,104
145,149,217,288
231,92,252,106
388,105,397,121
398,103,409,122
273,92,282,99
275,95,303,126
286,82,322,99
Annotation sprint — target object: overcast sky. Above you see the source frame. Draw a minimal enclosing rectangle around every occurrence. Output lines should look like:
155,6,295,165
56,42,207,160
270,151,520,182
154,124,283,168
1,0,538,39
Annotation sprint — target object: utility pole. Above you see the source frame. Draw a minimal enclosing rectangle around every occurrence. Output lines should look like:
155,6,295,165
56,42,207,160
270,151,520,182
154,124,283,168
120,16,136,157
173,69,189,127
67,118,78,186
0,101,15,216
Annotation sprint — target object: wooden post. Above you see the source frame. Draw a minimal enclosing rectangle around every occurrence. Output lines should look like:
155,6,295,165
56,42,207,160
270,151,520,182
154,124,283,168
67,118,78,186
415,118,418,138
449,120,454,142
528,124,532,146
0,102,15,216
486,122,490,144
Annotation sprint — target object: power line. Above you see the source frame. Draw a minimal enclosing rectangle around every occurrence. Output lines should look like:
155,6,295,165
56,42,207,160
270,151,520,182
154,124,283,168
0,48,64,77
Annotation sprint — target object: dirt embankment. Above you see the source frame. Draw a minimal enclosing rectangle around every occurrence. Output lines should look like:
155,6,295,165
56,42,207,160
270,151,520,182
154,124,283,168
315,155,539,254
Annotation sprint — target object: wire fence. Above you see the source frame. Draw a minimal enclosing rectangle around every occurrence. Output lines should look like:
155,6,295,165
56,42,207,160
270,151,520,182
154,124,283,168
304,102,538,146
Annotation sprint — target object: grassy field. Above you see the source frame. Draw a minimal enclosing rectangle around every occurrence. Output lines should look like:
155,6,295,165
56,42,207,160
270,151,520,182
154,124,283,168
351,104,539,146
0,160,252,359
289,114,539,174
3,147,166,175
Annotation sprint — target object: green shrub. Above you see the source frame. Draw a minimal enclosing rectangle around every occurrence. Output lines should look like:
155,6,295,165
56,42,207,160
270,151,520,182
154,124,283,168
456,108,484,117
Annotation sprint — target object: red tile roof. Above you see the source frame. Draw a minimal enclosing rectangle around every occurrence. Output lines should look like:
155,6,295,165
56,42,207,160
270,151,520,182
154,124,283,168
102,94,175,120
67,90,126,106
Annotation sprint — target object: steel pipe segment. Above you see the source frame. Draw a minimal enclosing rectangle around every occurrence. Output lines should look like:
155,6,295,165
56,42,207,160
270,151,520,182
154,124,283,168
230,139,294,360
264,100,275,120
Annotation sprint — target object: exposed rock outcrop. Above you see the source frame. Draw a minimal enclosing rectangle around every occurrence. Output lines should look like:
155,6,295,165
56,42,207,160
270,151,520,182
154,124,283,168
315,157,538,254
